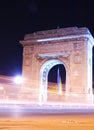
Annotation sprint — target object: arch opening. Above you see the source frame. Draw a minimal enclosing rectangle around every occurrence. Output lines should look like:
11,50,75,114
48,64,66,93
39,59,66,102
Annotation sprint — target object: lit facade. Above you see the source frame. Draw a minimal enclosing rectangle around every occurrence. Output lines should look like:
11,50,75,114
0,27,93,105
19,27,94,104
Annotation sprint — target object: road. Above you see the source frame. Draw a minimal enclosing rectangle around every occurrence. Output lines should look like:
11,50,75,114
0,106,94,129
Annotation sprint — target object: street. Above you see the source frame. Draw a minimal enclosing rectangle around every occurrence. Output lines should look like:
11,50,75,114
0,106,94,129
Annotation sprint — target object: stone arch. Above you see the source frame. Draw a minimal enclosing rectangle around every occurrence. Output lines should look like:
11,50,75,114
20,27,94,104
39,59,67,102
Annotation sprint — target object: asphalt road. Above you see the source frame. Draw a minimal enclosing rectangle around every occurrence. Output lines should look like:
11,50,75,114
0,106,94,130
0,105,94,117
0,105,93,113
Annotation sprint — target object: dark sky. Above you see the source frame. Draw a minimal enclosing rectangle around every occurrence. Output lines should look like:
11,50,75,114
0,0,94,76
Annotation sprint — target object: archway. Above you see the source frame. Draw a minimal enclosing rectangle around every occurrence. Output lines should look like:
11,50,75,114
48,64,66,93
20,27,94,104
39,59,66,102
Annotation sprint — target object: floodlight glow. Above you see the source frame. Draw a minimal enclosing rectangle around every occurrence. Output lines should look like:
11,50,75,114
0,86,3,90
14,76,23,84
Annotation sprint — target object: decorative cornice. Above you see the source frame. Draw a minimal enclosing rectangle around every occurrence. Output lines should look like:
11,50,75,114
19,27,94,46
24,27,90,40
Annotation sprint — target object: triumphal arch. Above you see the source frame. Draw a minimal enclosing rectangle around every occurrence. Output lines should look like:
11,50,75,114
20,27,94,104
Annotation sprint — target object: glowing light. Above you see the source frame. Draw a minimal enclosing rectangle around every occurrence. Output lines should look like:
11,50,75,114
0,86,3,90
14,76,23,84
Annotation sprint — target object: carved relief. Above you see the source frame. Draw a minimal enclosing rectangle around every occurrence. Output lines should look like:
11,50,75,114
30,46,34,54
23,46,28,55
73,52,81,64
73,43,83,50
24,57,30,66
24,46,34,55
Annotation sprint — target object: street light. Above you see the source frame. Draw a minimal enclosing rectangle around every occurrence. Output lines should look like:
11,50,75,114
0,85,3,90
14,76,24,84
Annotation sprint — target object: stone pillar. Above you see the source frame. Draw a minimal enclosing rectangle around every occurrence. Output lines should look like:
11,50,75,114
69,39,93,103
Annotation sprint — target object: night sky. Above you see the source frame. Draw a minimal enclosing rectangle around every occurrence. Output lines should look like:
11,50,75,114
0,0,94,77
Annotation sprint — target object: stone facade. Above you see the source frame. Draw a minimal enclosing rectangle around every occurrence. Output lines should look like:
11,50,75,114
20,27,94,104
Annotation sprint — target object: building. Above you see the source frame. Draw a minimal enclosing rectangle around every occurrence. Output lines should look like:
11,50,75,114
0,27,94,105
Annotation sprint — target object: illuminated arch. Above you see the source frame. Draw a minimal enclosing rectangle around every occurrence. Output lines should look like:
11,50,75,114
20,27,94,104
